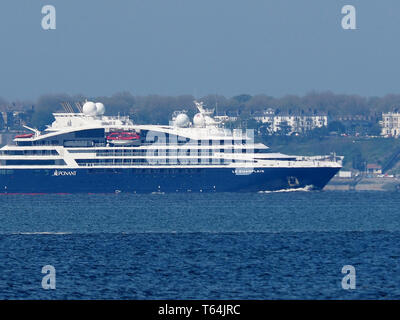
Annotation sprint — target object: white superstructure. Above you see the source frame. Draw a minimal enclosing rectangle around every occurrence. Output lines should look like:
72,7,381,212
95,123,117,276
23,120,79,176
0,101,341,171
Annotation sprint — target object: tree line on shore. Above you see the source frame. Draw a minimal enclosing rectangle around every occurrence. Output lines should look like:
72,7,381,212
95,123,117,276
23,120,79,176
1,91,400,130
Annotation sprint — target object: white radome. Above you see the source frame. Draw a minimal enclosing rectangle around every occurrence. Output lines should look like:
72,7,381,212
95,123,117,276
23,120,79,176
174,113,190,127
82,101,97,116
95,102,105,115
193,113,205,127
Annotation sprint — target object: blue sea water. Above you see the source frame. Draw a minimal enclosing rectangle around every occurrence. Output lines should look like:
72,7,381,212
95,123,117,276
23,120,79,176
0,191,400,299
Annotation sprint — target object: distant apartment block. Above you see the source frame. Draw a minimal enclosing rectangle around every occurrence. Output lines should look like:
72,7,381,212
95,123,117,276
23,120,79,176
381,112,400,137
0,111,31,131
366,164,382,175
253,108,328,134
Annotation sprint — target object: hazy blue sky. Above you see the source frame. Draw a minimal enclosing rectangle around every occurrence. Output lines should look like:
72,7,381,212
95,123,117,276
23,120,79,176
0,0,399,100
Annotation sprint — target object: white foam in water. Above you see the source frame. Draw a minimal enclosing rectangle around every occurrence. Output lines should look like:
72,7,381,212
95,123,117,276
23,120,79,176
258,185,314,194
12,232,72,235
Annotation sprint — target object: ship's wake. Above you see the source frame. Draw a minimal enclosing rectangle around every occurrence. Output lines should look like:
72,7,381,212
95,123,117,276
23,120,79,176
258,185,314,193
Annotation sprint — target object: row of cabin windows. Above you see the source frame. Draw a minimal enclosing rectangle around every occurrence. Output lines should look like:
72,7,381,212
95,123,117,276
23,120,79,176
0,150,59,156
17,140,59,146
1,160,66,166
144,139,248,145
64,140,105,147
70,148,266,155
67,148,253,156
76,158,251,166
0,168,207,175
16,139,106,147
87,168,203,174
17,138,247,147
0,168,205,175
96,150,218,156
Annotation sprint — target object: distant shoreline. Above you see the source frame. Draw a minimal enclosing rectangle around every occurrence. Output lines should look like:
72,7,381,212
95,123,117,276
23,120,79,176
325,176,400,191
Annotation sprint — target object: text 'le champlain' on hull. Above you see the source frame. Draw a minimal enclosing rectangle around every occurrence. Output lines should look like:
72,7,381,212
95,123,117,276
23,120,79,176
0,100,342,193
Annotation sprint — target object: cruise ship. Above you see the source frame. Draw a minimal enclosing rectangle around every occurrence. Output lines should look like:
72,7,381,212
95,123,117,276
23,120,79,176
0,101,342,194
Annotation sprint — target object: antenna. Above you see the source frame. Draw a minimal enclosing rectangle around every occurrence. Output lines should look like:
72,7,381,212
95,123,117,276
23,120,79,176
60,102,72,113
66,102,75,113
75,102,83,113
215,93,218,116
67,102,74,113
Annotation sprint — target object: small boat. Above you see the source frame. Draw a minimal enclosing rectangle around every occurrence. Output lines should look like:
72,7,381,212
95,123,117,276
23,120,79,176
106,131,140,146
14,133,34,139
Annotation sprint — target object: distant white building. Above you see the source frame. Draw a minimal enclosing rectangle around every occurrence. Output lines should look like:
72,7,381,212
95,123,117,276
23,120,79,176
338,171,352,178
381,112,400,137
253,108,328,134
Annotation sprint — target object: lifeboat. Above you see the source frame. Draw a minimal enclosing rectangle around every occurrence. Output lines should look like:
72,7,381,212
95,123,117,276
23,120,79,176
14,133,34,139
106,131,140,146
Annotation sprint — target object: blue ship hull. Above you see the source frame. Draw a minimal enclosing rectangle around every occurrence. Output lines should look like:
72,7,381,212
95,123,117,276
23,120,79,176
0,166,340,193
